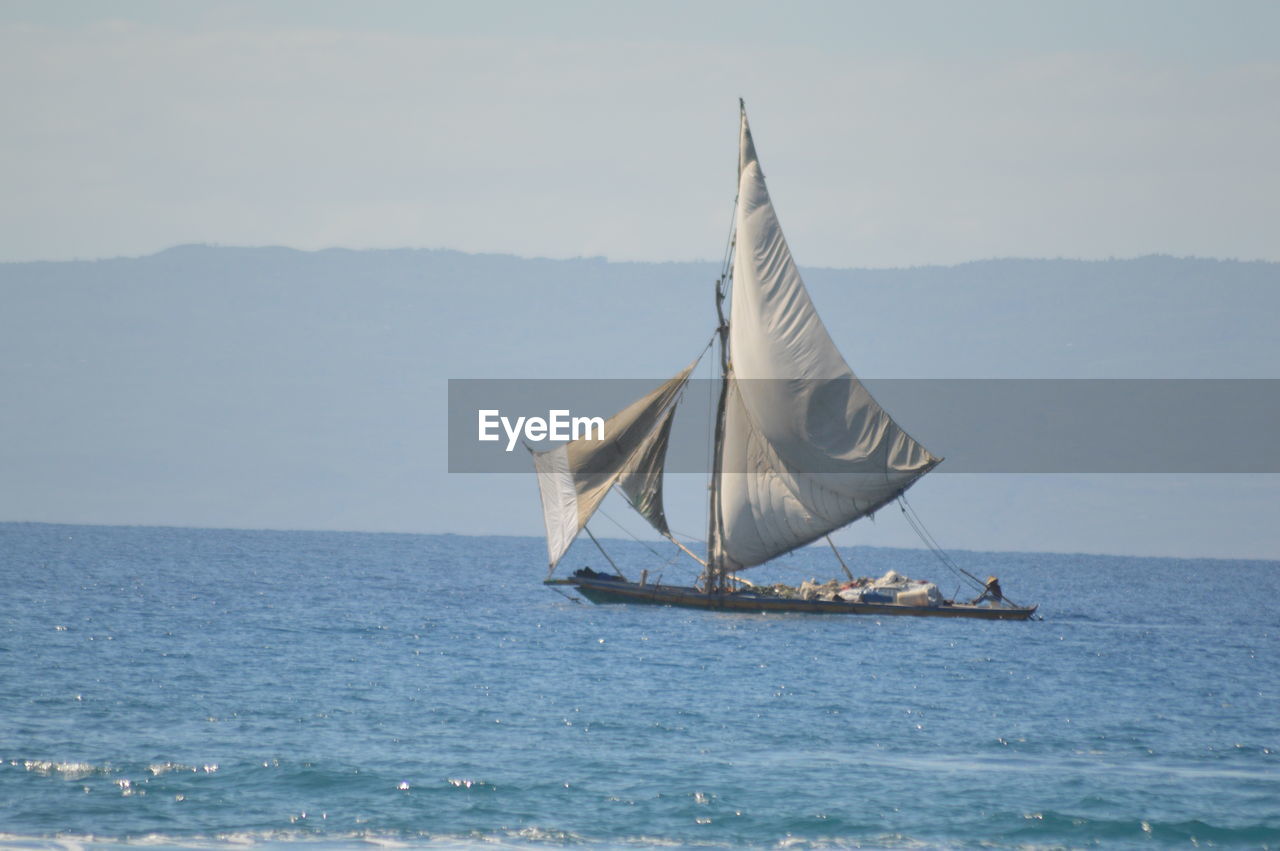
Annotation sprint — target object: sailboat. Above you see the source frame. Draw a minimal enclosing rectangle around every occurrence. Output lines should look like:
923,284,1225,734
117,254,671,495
532,102,1036,621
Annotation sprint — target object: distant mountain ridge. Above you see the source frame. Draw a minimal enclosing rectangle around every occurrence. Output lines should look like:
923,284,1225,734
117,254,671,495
8,245,1276,376
2,246,1276,557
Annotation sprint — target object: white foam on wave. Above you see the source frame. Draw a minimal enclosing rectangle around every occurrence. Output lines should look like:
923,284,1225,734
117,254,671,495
0,828,715,849
17,760,101,780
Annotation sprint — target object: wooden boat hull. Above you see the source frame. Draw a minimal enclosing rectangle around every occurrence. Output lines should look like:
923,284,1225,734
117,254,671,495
553,576,1037,620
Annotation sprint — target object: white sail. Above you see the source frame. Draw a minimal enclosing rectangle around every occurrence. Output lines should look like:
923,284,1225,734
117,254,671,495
713,110,940,570
617,404,678,538
533,363,694,569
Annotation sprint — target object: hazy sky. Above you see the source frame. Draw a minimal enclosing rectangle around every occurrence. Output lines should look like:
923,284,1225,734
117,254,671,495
3,0,1278,267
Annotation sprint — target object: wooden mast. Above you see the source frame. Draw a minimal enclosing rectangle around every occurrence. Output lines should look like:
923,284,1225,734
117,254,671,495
705,100,745,594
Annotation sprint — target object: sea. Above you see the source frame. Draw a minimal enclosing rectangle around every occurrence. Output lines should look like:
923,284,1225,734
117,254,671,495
1,522,1277,850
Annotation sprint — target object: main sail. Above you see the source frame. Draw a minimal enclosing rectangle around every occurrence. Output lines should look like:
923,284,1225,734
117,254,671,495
533,363,694,570
712,107,941,571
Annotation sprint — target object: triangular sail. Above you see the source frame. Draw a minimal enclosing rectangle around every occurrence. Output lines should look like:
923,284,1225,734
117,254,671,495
533,362,694,570
617,404,678,537
712,109,940,570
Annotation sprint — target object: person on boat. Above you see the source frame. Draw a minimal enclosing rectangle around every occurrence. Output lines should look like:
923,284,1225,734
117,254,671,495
971,576,1003,605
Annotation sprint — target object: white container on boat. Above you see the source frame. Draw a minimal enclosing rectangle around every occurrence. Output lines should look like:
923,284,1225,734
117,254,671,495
896,587,933,607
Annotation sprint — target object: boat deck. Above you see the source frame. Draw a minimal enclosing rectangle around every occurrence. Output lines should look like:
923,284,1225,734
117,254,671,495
552,576,1037,620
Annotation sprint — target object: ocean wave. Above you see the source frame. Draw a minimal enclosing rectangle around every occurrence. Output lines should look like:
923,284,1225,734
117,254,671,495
14,824,1276,850
1013,810,1280,845
12,760,106,781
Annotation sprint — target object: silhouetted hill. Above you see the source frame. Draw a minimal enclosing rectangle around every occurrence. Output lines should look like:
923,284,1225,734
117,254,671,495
2,246,1276,556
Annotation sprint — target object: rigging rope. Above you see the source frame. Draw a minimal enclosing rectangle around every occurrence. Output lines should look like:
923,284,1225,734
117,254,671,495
583,526,627,580
596,506,667,561
896,496,975,585
547,584,583,605
718,192,738,276
897,495,1024,608
825,535,855,582
600,505,695,574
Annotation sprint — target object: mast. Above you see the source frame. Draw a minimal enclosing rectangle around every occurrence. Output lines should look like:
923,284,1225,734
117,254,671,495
707,251,730,593
705,99,746,593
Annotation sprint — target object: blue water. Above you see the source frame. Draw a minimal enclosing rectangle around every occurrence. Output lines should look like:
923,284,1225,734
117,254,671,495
2,522,1277,849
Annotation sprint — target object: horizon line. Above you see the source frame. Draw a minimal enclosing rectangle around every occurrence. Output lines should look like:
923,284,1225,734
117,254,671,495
3,517,1276,566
